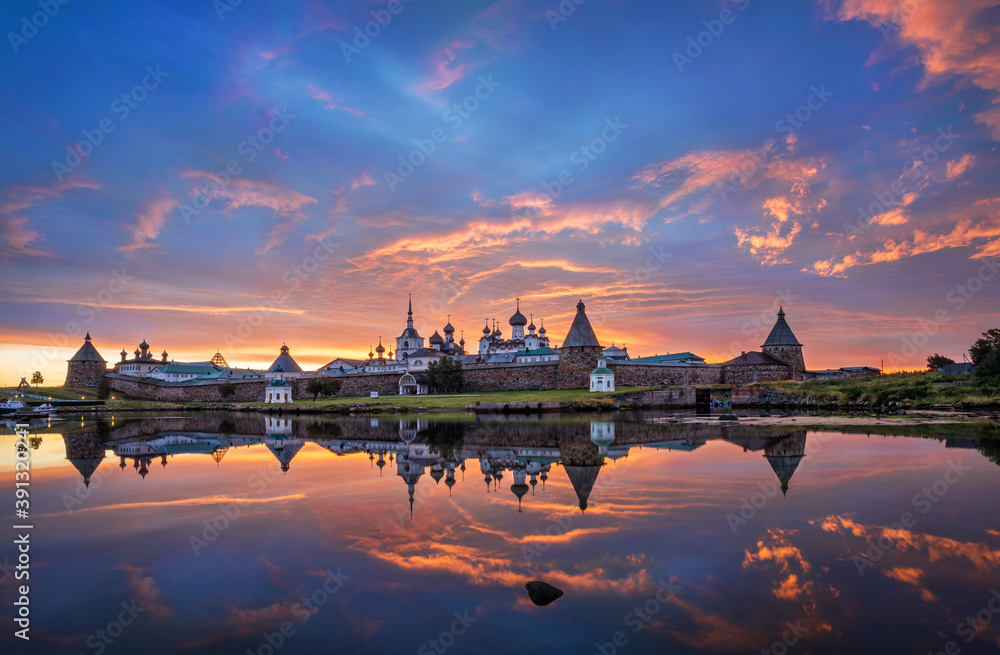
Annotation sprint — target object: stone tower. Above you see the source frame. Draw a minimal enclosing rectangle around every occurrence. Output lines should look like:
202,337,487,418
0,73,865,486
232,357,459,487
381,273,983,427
65,333,108,387
761,307,805,380
556,300,603,389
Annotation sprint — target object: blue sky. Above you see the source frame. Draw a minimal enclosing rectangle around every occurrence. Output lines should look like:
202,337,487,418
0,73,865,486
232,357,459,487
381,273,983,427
2,0,999,381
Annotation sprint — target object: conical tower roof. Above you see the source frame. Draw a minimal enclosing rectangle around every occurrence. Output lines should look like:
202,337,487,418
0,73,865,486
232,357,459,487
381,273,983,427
561,301,601,348
68,333,106,362
563,464,601,511
762,307,802,347
268,344,303,373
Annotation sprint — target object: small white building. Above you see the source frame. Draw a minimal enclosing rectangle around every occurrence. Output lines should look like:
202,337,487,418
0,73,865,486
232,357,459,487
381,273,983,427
590,357,615,392
399,372,429,395
265,379,292,404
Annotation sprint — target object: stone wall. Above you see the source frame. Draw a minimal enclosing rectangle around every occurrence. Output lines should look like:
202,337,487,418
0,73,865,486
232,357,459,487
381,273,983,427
105,374,266,402
293,374,401,399
556,346,604,389
721,364,790,385
610,363,724,387
763,345,805,380
65,362,108,388
463,361,559,392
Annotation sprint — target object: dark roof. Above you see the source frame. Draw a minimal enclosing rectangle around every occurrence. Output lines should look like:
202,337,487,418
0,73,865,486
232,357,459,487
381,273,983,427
68,334,106,362
268,345,303,373
762,308,802,347
561,301,601,348
630,352,704,364
721,351,784,366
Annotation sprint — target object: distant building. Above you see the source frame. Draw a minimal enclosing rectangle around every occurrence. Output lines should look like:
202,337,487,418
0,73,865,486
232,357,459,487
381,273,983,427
114,339,166,376
720,308,805,383
556,300,604,389
602,344,630,361
65,333,108,387
267,344,303,380
478,299,551,356
760,307,805,380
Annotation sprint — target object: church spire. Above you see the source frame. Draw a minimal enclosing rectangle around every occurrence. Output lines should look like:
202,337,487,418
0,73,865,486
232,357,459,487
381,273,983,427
407,294,414,329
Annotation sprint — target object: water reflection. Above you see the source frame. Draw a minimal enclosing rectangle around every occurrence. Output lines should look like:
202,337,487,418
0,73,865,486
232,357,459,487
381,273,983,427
15,413,1000,655
62,416,830,515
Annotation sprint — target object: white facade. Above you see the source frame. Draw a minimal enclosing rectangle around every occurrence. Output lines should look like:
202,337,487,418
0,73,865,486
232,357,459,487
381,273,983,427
265,381,292,404
590,357,615,392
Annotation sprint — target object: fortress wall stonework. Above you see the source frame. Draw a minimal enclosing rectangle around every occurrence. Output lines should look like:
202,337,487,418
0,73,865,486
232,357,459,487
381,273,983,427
609,364,724,387
65,362,108,388
105,375,267,402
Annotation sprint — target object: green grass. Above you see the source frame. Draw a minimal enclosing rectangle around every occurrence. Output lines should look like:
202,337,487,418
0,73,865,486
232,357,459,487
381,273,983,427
92,386,664,413
275,386,662,410
0,386,98,400
764,371,1000,407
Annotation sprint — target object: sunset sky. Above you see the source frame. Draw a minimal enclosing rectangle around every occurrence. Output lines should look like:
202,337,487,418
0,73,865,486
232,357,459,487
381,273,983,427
2,0,999,383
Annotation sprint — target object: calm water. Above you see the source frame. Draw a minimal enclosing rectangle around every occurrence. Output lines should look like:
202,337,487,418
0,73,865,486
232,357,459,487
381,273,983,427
2,412,999,655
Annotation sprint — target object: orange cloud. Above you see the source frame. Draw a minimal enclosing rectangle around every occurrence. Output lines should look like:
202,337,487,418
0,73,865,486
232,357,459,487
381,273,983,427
946,153,977,180
824,0,1000,138
807,213,1000,276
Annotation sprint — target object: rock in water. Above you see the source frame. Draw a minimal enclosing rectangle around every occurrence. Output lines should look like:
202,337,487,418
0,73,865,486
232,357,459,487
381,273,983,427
719,413,738,421
525,580,564,606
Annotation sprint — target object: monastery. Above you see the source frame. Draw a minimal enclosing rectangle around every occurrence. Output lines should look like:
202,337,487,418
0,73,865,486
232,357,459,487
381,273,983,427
65,297,867,402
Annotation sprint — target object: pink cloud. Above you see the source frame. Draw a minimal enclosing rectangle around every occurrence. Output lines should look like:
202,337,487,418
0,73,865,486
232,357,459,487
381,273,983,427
306,84,365,117
120,190,181,253
350,171,375,190
180,173,318,254
0,178,101,258
415,40,477,94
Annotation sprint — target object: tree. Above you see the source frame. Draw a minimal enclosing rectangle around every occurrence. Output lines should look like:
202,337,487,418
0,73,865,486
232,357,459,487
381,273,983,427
31,371,43,388
218,382,237,399
974,349,1000,387
96,378,110,400
322,378,343,397
305,378,342,400
426,358,464,394
969,328,1000,365
926,354,955,371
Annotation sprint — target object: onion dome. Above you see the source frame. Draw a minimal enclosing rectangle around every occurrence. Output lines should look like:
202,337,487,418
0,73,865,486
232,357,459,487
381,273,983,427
483,321,491,335
139,339,149,350
528,314,536,332
134,348,141,357
429,330,444,345
511,482,530,511
162,350,168,358
376,338,385,355
430,468,444,484
121,348,127,356
368,346,374,359
444,316,455,334
509,298,527,326
538,320,546,335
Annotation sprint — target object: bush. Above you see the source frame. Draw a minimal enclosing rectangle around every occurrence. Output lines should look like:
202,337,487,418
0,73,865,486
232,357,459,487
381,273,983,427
306,378,343,400
975,349,1000,388
218,382,237,399
96,378,110,400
